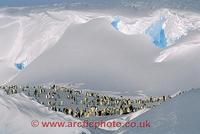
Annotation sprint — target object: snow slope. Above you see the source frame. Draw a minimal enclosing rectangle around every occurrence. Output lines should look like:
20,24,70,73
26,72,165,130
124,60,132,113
9,17,200,96
0,8,106,84
117,89,200,134
0,90,90,134
0,7,199,85
155,33,200,62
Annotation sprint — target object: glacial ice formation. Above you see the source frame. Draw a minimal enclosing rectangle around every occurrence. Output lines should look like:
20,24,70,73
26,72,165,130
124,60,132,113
111,17,120,30
145,17,167,48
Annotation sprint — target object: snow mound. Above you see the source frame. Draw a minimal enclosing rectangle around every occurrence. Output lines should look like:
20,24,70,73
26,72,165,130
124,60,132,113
0,9,105,72
0,90,90,134
1,8,198,72
0,8,106,83
155,33,200,62
0,7,199,94
117,89,200,134
9,17,200,96
112,9,200,48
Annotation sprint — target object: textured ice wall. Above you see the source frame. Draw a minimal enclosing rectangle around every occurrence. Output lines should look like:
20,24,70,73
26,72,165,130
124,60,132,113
145,17,167,48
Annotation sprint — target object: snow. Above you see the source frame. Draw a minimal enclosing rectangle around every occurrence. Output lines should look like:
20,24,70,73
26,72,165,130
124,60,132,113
155,33,200,62
0,90,90,134
0,87,199,134
0,2,200,134
0,8,199,84
8,16,200,96
0,9,106,83
98,108,150,131
0,87,157,134
110,9,200,48
117,89,200,134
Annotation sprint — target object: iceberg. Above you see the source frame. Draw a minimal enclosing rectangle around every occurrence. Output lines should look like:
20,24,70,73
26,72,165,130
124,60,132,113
145,17,167,48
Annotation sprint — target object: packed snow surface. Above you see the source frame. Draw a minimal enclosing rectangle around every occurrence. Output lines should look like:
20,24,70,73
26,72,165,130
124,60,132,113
117,89,200,134
2,88,199,134
0,90,90,134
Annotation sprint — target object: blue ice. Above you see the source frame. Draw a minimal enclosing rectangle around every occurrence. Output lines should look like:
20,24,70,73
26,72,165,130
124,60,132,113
15,63,25,70
145,17,167,48
111,17,120,30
